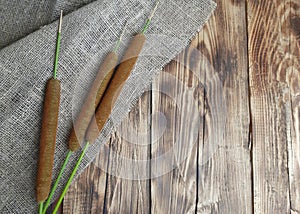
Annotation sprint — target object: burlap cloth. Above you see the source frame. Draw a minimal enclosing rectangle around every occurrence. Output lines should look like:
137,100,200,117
0,0,216,213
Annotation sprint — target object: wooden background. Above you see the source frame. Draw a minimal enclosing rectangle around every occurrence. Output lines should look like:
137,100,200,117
51,0,300,213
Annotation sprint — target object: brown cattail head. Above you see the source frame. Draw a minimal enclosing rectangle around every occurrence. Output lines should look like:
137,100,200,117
36,78,60,202
68,52,118,151
85,33,146,144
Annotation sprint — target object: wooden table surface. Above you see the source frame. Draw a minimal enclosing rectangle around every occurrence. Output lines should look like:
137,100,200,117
51,0,300,213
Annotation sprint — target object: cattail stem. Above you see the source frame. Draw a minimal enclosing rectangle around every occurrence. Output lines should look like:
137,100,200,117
114,21,128,52
42,150,72,213
39,202,43,214
53,142,89,214
141,0,159,34
53,10,63,79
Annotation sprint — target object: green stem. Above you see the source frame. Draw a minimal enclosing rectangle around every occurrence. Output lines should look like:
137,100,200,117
141,19,151,34
114,21,127,52
141,0,159,34
42,151,72,214
114,37,121,52
39,202,43,214
53,32,61,79
53,142,90,214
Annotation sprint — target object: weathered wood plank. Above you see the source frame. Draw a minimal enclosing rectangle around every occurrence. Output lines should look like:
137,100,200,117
103,93,151,213
150,37,201,213
196,0,252,213
287,2,300,213
63,141,110,213
248,0,300,212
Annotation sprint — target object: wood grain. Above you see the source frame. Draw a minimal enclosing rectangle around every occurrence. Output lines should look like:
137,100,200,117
287,1,300,212
150,38,201,213
63,141,110,213
196,0,252,213
103,92,151,213
248,0,300,213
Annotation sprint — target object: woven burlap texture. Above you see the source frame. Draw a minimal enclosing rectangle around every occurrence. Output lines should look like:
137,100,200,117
0,0,216,213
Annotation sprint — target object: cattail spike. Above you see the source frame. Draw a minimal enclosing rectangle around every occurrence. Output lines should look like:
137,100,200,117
53,10,63,79
58,10,63,33
148,0,160,21
114,21,128,52
141,0,160,34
